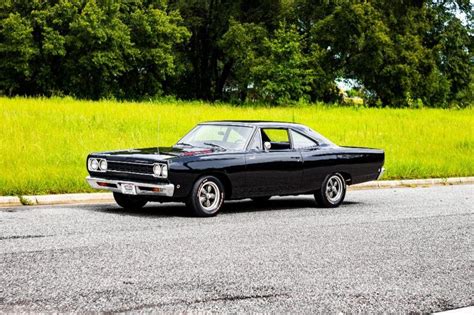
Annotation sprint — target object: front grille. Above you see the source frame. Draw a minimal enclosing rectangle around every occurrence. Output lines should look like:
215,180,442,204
107,161,154,176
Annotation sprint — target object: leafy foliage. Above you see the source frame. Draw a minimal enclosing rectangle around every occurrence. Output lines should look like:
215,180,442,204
0,0,472,106
0,0,189,99
250,23,314,104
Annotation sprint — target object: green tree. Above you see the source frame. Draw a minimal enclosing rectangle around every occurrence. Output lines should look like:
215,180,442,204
117,2,190,98
0,0,472,106
427,1,473,106
65,1,132,98
221,21,315,104
220,19,267,102
0,12,37,96
0,0,189,99
168,0,283,100
251,23,314,104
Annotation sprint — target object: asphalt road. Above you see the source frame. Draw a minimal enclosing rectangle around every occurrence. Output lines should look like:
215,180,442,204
0,185,472,313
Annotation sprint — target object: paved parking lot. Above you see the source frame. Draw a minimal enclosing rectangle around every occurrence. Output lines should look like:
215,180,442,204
0,185,472,312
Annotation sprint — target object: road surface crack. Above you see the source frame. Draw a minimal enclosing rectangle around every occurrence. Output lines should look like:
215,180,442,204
0,234,51,241
113,293,290,312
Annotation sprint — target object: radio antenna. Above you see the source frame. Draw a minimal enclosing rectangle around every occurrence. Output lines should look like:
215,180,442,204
157,117,160,155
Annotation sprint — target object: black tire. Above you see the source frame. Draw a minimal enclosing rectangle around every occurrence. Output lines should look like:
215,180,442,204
186,175,225,217
113,192,148,209
251,196,271,204
314,173,346,208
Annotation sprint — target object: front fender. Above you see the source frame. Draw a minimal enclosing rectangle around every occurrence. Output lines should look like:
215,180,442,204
168,153,246,198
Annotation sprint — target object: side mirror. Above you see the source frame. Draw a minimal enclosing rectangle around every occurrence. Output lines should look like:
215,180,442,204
264,141,271,152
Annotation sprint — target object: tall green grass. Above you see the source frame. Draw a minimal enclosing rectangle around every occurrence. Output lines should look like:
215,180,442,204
1,97,473,196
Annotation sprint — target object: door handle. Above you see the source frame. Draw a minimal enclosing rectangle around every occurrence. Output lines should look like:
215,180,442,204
291,156,302,161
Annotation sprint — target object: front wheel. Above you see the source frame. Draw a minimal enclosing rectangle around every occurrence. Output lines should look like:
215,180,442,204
315,173,346,208
113,192,148,209
186,176,225,217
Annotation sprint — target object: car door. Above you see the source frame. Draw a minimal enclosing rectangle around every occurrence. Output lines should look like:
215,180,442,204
289,129,338,192
245,127,303,197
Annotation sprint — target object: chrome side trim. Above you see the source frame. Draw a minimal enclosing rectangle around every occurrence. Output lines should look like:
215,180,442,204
377,167,385,180
86,176,174,197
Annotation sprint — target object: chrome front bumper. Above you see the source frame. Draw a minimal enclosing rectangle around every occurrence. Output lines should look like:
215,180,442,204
86,176,174,197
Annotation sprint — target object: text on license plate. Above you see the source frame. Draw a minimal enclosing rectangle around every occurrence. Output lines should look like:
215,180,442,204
121,183,137,195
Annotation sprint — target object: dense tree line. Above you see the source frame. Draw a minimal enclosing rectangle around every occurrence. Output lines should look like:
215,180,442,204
0,0,472,107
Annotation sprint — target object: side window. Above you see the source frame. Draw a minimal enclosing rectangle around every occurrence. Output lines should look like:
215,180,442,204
261,128,291,150
290,130,318,149
248,130,262,151
263,129,289,143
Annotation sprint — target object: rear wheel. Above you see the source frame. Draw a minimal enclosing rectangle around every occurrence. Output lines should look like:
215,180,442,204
186,176,225,217
113,192,148,209
315,173,346,208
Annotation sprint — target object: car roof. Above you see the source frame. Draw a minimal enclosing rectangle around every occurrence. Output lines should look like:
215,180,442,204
198,120,334,145
200,120,307,129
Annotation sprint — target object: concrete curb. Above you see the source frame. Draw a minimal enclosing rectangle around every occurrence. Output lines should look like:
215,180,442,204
434,306,474,315
1,176,473,207
0,196,23,207
21,192,113,206
349,176,474,190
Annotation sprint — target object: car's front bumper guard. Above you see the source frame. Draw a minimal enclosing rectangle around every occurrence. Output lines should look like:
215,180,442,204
86,176,174,197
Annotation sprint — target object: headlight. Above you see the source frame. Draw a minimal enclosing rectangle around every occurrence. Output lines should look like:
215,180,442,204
99,159,107,171
161,164,168,178
153,164,161,176
89,158,99,171
153,163,168,178
88,158,106,172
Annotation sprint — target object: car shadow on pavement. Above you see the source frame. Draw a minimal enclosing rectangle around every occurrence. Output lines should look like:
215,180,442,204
85,203,190,218
222,197,317,214
222,198,362,214
85,196,362,218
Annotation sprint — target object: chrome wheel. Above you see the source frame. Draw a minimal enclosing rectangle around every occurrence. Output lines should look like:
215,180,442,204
325,175,344,204
198,181,221,213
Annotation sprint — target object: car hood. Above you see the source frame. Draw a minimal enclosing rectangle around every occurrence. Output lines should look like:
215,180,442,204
92,146,218,162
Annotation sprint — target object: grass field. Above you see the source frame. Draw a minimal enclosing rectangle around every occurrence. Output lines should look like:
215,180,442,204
1,97,473,196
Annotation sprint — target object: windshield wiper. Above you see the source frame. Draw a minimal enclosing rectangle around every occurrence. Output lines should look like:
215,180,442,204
203,142,226,150
176,142,193,147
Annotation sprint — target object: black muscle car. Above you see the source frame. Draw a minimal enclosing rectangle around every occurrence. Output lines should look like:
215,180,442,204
86,121,384,216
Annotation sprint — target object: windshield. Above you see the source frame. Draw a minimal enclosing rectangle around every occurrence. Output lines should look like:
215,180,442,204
176,124,254,151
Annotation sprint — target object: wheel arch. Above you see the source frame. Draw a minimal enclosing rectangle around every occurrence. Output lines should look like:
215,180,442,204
339,171,352,185
199,171,233,199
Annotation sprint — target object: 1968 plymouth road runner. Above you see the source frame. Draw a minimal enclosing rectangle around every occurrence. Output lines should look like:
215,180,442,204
86,121,384,217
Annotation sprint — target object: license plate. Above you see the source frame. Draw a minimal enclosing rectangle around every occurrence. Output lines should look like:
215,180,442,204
121,183,137,195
